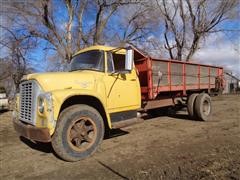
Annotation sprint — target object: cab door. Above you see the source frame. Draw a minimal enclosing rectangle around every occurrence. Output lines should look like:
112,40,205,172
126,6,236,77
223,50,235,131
104,52,141,113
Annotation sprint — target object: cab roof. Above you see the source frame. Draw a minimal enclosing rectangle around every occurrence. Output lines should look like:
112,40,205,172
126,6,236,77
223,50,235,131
74,45,126,56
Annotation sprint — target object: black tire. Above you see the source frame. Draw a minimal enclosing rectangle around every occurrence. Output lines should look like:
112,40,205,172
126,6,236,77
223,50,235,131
194,93,212,121
52,104,104,162
187,93,199,119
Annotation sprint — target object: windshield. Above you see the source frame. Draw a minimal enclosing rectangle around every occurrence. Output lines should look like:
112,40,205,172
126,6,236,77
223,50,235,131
70,50,104,72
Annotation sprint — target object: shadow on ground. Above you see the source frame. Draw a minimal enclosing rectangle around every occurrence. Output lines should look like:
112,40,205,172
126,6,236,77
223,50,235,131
144,106,195,121
20,136,53,153
18,106,194,159
104,128,129,139
0,110,9,114
96,160,129,180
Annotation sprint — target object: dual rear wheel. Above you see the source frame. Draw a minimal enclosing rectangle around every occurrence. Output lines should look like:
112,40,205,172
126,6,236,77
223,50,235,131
187,93,212,121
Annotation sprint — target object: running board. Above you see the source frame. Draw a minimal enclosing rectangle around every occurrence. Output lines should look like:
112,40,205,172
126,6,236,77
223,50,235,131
111,118,143,129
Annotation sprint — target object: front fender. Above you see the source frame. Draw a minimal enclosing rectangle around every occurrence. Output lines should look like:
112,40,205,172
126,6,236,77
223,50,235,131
51,88,111,128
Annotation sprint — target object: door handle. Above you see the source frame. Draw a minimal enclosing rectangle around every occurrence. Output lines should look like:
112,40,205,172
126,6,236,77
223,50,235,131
130,79,136,81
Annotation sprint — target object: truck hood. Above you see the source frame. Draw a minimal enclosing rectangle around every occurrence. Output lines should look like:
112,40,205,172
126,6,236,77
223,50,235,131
24,71,99,92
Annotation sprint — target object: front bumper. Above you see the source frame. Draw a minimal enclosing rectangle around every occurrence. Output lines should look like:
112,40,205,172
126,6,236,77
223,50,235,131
13,118,51,142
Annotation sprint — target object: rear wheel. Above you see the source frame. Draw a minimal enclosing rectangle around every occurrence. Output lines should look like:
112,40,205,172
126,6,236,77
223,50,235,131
194,93,212,121
52,104,104,162
187,93,199,119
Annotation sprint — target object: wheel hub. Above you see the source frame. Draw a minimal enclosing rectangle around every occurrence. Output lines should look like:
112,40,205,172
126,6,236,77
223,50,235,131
67,117,96,152
203,100,211,115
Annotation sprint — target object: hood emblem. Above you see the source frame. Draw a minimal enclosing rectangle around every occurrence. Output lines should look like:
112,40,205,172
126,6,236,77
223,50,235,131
74,80,92,88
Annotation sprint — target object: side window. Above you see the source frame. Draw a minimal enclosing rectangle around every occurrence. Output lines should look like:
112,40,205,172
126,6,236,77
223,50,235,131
107,52,126,72
107,52,114,73
112,53,125,71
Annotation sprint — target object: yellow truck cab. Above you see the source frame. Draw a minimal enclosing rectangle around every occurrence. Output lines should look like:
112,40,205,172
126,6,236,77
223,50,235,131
13,45,141,161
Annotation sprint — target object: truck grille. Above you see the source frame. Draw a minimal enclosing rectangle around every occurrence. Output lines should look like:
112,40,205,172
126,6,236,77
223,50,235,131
19,80,41,125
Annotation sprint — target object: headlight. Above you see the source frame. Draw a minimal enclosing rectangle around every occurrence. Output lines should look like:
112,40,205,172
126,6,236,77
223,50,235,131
38,96,45,113
37,92,52,114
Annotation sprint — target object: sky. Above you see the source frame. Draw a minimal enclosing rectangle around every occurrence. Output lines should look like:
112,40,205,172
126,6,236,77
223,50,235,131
193,20,240,77
1,1,239,77
193,23,240,77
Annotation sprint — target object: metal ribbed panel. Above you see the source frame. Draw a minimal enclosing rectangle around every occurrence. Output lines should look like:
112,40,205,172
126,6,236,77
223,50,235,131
152,61,168,86
186,64,198,85
19,80,40,125
20,82,33,123
200,66,209,84
171,63,183,86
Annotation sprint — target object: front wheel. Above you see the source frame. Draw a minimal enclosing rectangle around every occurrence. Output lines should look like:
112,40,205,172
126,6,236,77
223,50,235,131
52,104,104,162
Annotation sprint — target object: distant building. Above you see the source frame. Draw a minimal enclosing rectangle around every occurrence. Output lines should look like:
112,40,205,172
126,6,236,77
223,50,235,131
223,72,240,94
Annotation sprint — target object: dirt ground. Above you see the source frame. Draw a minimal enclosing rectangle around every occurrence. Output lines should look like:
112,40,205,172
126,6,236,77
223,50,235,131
0,95,239,180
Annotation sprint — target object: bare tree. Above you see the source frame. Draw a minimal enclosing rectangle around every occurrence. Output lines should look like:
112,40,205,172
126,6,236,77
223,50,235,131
0,24,35,93
155,0,238,61
1,0,139,63
119,6,154,45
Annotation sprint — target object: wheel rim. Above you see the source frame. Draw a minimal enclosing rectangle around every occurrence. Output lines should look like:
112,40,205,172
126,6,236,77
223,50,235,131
67,117,97,152
203,100,211,116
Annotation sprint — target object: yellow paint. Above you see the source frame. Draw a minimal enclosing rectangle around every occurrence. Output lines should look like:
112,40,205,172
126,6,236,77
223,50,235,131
104,69,140,113
23,45,141,135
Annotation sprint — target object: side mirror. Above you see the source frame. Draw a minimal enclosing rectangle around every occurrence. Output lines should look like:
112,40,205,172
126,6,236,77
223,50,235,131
125,48,134,72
